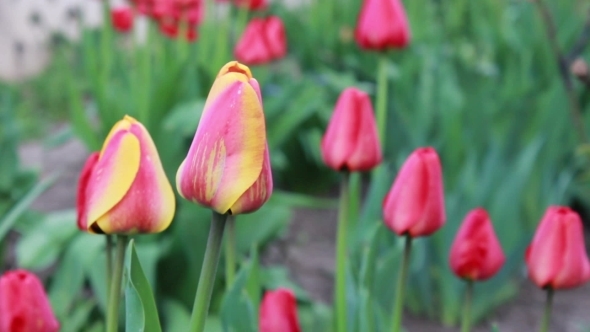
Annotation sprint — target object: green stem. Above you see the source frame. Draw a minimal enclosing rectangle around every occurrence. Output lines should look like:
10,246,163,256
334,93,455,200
376,54,389,148
106,235,128,332
390,234,413,332
224,216,237,289
335,172,350,332
189,212,228,332
460,279,474,332
539,288,554,332
106,235,113,301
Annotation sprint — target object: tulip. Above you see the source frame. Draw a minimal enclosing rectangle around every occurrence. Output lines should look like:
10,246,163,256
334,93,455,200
111,7,134,33
217,0,267,11
526,206,590,290
76,115,176,235
0,270,59,332
234,17,287,66
355,0,411,51
176,61,273,215
259,288,301,332
383,147,445,237
321,87,382,172
449,208,505,281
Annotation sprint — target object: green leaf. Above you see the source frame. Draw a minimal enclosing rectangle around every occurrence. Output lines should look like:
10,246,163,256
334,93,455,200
125,240,162,332
220,264,257,332
235,203,291,253
162,299,191,332
0,175,54,241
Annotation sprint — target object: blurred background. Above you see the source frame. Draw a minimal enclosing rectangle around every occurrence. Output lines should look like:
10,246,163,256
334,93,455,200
1,0,590,331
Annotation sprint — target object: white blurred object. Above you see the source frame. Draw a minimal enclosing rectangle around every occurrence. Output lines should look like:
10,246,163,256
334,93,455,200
0,0,104,82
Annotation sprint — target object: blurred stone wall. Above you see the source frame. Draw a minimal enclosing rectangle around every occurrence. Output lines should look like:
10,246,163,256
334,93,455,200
0,0,103,82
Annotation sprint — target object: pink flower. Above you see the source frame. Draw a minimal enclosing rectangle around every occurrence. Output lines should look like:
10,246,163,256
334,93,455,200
525,206,590,289
234,16,287,65
355,0,411,50
320,87,382,172
259,288,301,332
0,270,59,332
449,208,505,281
383,147,445,237
111,6,134,33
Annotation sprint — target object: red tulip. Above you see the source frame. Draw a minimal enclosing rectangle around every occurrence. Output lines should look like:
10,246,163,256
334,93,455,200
217,0,267,11
234,17,287,65
0,270,59,332
525,206,590,289
355,0,411,50
111,7,134,33
383,147,445,237
449,208,505,281
152,0,202,41
259,288,301,332
320,87,382,172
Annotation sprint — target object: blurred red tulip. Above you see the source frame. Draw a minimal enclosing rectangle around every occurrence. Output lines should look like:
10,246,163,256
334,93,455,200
355,0,410,50
111,6,134,33
235,16,287,65
320,87,382,172
383,147,445,237
217,0,267,10
525,206,590,289
0,270,59,332
449,208,505,281
259,288,301,332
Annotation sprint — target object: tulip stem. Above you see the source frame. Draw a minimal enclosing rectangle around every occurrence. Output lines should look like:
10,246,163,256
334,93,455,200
224,216,237,288
461,279,474,332
106,235,128,332
376,54,389,147
189,211,228,332
539,288,554,332
335,172,350,332
391,234,413,332
106,235,113,303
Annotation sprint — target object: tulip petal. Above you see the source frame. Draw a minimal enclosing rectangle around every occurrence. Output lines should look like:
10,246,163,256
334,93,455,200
230,144,273,214
85,130,140,232
552,213,590,288
526,207,565,288
177,79,266,214
94,122,176,234
76,152,99,231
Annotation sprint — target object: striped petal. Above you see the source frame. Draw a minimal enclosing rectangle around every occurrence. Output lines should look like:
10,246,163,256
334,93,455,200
230,144,273,214
94,120,176,234
85,128,140,232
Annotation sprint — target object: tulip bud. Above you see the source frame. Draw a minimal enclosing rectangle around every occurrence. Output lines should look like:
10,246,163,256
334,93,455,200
0,270,60,332
235,17,287,66
259,288,301,332
383,147,445,237
320,87,382,172
176,61,273,215
525,206,590,290
111,7,134,33
76,115,176,234
355,0,411,50
449,208,505,281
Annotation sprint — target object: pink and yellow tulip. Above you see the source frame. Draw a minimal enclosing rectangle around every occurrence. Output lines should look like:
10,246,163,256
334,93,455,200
76,115,175,234
176,61,272,215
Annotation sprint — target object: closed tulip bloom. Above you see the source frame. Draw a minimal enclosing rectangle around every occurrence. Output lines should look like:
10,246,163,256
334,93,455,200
383,147,445,237
221,0,267,10
176,61,272,215
525,206,590,289
235,17,287,66
111,6,134,33
0,270,59,332
259,288,301,332
320,88,382,172
449,208,505,281
76,115,176,234
355,0,411,50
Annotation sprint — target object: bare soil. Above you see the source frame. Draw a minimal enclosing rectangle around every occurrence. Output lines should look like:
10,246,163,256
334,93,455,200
18,133,590,332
